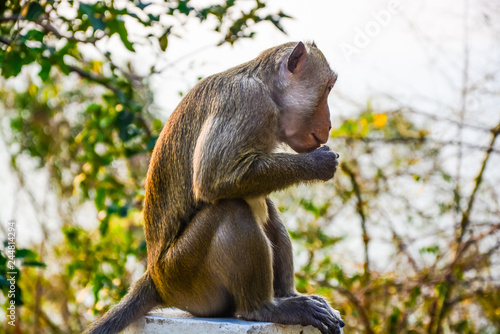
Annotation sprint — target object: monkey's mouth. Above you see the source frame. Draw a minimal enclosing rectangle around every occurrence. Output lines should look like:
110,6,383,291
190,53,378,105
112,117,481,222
288,133,326,153
299,135,323,153
312,133,327,146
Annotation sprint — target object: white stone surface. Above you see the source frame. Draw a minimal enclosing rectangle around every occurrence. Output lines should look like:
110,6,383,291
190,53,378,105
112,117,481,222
125,308,321,334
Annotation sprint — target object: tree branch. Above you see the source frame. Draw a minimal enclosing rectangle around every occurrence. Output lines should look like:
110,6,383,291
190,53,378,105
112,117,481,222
320,281,375,334
430,121,500,334
40,21,102,44
0,15,21,22
335,136,500,154
342,163,370,284
1,15,102,44
457,121,500,243
66,65,120,95
405,107,490,132
0,35,11,45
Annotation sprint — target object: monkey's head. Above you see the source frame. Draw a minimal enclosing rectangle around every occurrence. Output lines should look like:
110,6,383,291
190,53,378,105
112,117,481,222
267,41,337,153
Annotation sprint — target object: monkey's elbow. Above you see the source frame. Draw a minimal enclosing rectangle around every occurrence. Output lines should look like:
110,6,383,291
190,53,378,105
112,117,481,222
193,184,207,203
192,175,217,203
193,185,219,203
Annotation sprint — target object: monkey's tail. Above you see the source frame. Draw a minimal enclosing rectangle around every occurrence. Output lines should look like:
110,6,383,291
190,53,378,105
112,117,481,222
83,271,162,334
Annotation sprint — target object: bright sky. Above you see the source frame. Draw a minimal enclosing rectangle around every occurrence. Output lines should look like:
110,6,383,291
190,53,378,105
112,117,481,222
144,0,499,125
1,0,499,248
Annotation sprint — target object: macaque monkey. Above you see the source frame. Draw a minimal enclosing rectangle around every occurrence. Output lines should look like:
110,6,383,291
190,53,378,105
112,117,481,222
84,41,344,334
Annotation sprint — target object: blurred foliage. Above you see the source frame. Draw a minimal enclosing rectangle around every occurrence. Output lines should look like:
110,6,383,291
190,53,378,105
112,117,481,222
278,107,500,333
1,241,46,307
1,1,500,334
0,0,290,332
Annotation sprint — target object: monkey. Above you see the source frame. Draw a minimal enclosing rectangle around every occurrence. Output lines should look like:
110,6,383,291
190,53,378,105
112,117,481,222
83,41,344,334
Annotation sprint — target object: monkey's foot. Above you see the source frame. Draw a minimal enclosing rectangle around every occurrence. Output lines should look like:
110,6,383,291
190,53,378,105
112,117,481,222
283,293,345,334
242,295,344,334
308,295,344,334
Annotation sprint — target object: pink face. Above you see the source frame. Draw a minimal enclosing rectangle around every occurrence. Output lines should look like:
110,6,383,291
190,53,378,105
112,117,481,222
276,41,337,153
284,83,334,153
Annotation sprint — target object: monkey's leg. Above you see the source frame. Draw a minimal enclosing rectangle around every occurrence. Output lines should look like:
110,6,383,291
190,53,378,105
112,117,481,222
156,199,342,333
264,198,345,332
206,199,343,334
154,198,274,317
263,198,295,297
152,203,238,317
208,199,275,313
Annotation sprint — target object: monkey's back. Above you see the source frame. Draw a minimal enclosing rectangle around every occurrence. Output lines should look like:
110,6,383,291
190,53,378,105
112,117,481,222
143,58,270,263
143,88,205,263
141,41,303,271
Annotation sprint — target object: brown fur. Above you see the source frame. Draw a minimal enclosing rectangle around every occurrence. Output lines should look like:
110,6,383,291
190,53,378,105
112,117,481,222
83,42,344,334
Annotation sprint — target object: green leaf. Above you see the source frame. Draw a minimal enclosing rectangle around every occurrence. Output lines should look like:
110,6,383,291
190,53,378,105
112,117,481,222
136,1,153,10
79,3,106,31
16,249,38,259
95,187,106,210
300,199,328,218
10,117,23,132
116,110,134,141
108,19,135,52
389,307,402,332
24,29,44,42
38,58,52,81
62,226,82,247
92,274,105,301
107,203,119,215
176,0,194,15
159,34,168,51
436,282,449,297
441,171,451,182
119,204,129,217
404,286,421,308
419,245,440,255
152,119,163,132
146,136,158,151
1,46,36,78
99,218,109,235
22,261,47,268
26,2,43,21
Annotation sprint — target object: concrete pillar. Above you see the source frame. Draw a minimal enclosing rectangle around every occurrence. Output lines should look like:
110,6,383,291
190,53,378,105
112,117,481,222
125,308,322,334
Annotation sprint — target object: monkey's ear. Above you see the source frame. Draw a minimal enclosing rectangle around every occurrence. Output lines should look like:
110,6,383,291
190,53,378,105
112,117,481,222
287,41,306,73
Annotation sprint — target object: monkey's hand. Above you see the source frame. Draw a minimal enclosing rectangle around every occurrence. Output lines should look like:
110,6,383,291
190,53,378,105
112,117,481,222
308,146,340,181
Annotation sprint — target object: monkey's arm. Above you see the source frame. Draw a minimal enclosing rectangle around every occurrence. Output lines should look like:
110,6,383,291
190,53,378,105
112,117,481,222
191,75,338,202
194,153,310,201
192,115,337,202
